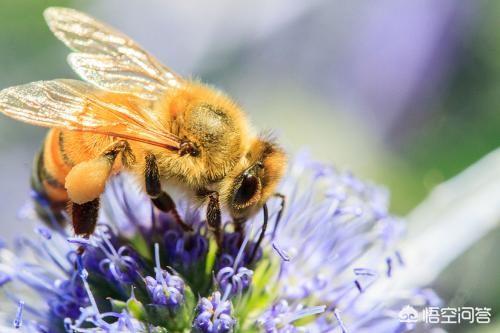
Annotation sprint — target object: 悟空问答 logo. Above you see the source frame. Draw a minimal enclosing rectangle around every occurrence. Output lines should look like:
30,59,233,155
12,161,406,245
399,305,419,323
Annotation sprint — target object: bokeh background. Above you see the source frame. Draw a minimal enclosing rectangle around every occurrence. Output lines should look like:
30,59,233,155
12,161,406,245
0,1,498,332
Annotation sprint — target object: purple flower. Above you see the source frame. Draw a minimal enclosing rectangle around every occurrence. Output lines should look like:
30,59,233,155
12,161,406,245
162,223,209,267
48,273,88,319
254,153,438,332
144,244,185,309
215,232,262,271
216,266,253,296
98,244,140,284
0,153,440,332
258,300,325,333
215,229,254,296
193,291,235,333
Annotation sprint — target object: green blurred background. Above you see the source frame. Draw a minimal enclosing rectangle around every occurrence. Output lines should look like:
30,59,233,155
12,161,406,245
0,1,498,331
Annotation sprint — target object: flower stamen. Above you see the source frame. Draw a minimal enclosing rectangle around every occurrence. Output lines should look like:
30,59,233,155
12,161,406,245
13,300,24,328
272,242,291,262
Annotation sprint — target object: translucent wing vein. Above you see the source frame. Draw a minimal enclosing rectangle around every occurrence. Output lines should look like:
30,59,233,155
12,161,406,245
0,80,181,150
44,7,183,100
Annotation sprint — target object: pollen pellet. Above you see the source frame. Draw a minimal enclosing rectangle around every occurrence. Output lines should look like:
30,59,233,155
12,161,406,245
65,157,112,204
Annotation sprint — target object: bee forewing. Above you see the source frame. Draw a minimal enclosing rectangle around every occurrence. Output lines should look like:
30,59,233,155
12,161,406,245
0,79,182,150
0,79,104,128
67,53,166,100
44,7,183,100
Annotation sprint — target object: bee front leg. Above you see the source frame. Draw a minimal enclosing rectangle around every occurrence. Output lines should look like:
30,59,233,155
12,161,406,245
145,153,193,232
271,193,286,239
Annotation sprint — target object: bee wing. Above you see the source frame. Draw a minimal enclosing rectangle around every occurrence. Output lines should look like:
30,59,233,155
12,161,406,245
0,79,181,150
44,7,183,100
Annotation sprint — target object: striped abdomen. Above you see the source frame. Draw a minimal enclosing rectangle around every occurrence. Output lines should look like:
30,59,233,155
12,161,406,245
32,129,72,223
31,128,114,224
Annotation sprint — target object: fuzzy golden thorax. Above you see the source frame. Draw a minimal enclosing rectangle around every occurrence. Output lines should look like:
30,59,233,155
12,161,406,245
131,82,253,191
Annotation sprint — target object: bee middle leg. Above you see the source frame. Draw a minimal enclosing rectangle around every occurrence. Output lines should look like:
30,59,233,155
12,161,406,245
145,153,193,232
206,192,223,247
233,219,246,247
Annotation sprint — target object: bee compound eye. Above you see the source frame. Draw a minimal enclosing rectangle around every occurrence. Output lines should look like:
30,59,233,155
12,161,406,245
234,174,260,206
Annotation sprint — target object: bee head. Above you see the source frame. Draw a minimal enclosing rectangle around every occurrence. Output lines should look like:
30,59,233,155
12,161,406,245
222,136,287,220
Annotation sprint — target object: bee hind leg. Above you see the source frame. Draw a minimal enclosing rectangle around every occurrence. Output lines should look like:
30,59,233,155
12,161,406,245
70,198,100,255
71,198,100,237
66,140,132,252
145,153,193,232
66,140,133,206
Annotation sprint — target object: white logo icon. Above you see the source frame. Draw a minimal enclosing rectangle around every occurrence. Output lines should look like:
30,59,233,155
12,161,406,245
399,305,419,323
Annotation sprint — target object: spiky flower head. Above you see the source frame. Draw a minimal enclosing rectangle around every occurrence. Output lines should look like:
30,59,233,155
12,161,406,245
0,153,438,332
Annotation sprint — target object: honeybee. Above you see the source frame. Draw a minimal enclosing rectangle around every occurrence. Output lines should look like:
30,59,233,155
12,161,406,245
0,7,287,254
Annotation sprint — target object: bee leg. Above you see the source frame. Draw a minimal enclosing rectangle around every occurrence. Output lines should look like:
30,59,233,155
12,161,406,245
145,153,193,232
70,198,100,254
179,140,200,157
234,220,245,235
153,192,194,232
66,140,133,247
103,140,134,165
271,193,286,239
66,140,133,206
207,192,223,247
233,219,246,246
71,198,100,236
250,203,269,263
